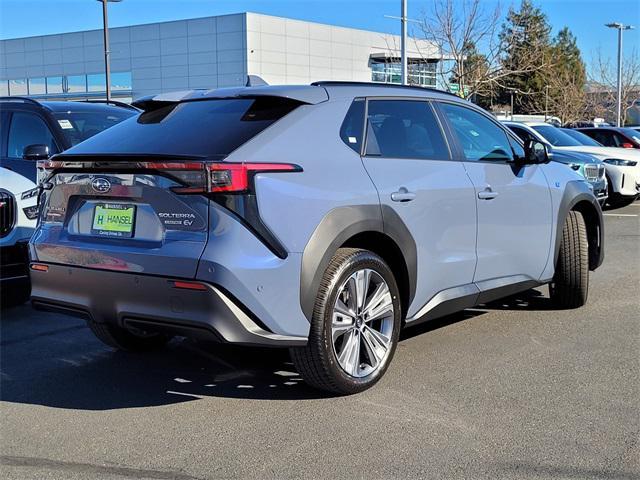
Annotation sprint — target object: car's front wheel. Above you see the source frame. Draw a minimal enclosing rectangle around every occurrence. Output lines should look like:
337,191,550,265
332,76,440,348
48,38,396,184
291,248,402,395
549,210,589,309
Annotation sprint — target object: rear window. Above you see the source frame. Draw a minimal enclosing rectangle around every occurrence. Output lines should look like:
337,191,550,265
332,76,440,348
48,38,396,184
53,108,136,146
65,97,301,158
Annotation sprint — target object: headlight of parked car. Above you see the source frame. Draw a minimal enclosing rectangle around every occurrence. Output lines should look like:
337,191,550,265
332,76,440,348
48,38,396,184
568,163,581,171
603,159,638,166
22,205,40,220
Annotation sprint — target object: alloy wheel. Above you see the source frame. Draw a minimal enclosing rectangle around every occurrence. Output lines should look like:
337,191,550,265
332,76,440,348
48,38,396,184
331,268,395,378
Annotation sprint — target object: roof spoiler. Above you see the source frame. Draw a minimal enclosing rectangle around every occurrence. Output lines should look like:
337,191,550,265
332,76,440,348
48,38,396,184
132,77,328,112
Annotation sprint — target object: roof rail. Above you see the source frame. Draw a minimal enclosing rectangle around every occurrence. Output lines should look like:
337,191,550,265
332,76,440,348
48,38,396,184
81,99,141,111
0,96,41,106
310,81,462,98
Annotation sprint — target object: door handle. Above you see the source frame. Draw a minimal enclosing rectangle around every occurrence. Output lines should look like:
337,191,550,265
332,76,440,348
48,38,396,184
477,187,499,200
391,187,416,202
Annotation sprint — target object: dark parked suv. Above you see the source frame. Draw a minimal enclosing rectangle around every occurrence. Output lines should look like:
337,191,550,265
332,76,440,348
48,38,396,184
30,82,604,394
0,97,137,303
0,97,138,183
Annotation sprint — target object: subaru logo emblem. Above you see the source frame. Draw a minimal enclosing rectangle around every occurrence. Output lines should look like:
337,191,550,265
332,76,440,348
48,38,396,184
91,177,111,193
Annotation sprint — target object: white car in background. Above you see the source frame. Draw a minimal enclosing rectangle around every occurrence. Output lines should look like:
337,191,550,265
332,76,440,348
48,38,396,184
1,167,38,304
505,121,640,208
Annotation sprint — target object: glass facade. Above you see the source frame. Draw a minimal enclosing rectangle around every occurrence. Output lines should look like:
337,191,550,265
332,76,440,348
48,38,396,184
2,72,132,97
371,60,437,87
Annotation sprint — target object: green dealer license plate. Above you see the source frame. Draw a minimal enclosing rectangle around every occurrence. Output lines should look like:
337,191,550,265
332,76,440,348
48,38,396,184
91,203,136,238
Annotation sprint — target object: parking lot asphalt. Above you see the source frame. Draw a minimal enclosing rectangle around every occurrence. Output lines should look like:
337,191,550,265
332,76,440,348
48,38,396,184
1,201,639,480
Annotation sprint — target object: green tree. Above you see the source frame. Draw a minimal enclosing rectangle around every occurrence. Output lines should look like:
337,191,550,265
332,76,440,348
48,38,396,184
544,27,587,122
498,0,552,113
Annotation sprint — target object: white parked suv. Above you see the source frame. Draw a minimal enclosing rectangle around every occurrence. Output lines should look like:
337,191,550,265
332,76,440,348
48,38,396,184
0,167,38,304
505,121,640,208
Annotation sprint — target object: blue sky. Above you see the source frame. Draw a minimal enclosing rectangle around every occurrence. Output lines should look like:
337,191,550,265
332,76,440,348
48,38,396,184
1,0,638,71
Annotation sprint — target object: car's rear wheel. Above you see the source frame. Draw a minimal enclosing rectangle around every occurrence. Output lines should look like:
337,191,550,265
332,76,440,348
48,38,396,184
549,210,589,309
290,248,401,394
88,320,172,351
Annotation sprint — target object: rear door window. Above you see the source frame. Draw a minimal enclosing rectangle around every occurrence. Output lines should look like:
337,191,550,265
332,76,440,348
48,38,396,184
67,97,301,157
364,99,449,160
7,112,58,158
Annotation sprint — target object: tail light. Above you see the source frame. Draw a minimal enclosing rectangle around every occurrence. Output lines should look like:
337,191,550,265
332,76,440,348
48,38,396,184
621,142,634,149
39,159,301,195
207,163,301,193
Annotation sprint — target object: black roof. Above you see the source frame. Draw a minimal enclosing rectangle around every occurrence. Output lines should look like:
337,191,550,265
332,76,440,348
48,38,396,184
0,97,139,113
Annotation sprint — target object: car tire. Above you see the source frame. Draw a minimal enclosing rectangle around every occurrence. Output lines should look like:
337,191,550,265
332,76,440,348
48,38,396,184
549,210,589,309
88,320,172,351
290,248,402,395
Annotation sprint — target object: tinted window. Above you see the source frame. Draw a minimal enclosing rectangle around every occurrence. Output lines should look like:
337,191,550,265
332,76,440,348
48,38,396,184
531,125,582,147
561,129,602,146
67,97,300,157
509,125,536,144
440,103,512,161
53,108,136,146
365,100,449,160
340,99,365,153
7,112,57,158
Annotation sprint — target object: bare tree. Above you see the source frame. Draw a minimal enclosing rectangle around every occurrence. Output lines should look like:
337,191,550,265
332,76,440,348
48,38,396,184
415,0,549,101
589,48,640,125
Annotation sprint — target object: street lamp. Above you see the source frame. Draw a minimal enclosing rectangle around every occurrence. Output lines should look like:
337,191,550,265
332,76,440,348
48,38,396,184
605,22,635,127
97,0,123,101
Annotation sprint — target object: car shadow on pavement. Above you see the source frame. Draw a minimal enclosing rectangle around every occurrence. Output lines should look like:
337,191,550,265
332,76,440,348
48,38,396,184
1,287,553,410
477,287,556,312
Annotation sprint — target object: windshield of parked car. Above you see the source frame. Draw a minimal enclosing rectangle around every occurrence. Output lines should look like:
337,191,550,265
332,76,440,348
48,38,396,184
560,128,603,147
531,125,584,147
620,128,640,146
53,108,137,146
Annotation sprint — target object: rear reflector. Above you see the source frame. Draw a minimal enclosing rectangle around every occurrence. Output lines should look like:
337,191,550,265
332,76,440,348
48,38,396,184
30,263,49,272
172,280,208,291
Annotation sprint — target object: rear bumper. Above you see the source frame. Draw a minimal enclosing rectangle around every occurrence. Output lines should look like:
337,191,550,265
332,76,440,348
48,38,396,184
30,264,307,347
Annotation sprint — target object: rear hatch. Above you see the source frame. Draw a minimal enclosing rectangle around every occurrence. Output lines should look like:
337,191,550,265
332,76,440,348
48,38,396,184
32,96,304,278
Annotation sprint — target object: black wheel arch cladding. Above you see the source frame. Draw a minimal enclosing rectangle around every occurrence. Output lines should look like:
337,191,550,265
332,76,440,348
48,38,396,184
300,205,417,321
555,180,604,271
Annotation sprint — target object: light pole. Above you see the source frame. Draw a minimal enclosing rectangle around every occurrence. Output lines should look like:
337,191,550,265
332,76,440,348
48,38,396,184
605,22,635,127
508,88,518,120
401,0,407,85
544,85,550,121
97,0,123,101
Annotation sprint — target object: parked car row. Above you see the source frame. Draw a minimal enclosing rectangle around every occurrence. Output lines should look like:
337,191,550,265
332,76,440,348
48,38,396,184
0,97,137,304
503,121,640,209
13,81,606,394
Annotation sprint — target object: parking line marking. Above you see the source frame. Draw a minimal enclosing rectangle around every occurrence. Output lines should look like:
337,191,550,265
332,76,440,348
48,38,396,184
604,214,638,217
166,390,205,399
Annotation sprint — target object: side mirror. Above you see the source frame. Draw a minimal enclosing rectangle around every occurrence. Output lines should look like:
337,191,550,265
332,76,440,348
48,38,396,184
523,139,549,165
23,144,50,161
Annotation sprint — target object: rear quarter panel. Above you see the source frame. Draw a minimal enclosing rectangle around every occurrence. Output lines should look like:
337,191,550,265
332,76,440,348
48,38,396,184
226,98,380,254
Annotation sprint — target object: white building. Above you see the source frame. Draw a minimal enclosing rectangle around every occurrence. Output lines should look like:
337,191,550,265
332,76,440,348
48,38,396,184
0,12,446,102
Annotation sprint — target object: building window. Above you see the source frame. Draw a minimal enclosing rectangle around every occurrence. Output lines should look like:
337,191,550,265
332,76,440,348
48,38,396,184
8,79,28,96
47,76,63,94
87,73,106,92
28,77,46,95
3,72,132,98
64,75,87,93
111,72,132,91
371,60,437,87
